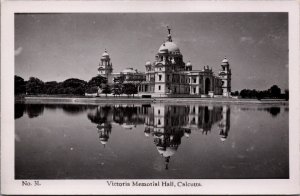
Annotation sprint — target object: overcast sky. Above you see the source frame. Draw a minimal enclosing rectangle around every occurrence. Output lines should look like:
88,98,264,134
15,13,288,91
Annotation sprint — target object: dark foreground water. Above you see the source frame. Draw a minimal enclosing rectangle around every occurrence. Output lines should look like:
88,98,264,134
15,103,289,179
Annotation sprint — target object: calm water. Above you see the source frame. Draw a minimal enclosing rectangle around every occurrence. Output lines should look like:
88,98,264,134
15,103,289,179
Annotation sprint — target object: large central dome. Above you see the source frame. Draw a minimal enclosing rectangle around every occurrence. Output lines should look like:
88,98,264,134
158,41,180,53
158,26,181,54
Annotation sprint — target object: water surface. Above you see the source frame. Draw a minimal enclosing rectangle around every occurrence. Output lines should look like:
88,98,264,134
15,103,289,179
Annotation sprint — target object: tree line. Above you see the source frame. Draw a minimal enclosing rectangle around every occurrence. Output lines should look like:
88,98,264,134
15,75,138,97
15,75,289,100
231,85,289,100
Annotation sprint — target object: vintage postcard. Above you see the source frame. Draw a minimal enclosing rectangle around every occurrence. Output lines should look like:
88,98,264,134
1,0,300,195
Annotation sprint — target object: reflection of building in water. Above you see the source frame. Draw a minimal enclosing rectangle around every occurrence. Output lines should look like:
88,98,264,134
88,105,151,145
218,105,231,141
145,104,190,169
97,123,112,147
88,106,113,147
87,104,230,149
185,105,223,134
154,128,186,170
112,104,150,129
144,104,231,169
144,104,229,135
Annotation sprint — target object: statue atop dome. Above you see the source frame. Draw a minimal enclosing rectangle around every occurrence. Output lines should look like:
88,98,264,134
167,26,172,42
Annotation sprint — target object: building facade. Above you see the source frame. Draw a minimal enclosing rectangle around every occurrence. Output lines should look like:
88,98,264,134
98,27,231,97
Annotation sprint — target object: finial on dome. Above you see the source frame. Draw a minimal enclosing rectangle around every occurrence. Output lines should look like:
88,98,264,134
166,26,172,42
104,48,107,52
167,26,171,34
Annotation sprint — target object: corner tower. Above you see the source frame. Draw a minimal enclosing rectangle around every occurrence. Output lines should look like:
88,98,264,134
219,57,232,97
98,49,113,83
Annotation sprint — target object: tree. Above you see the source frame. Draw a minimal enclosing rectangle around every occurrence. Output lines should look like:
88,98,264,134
240,89,249,98
62,78,87,88
43,81,58,94
86,75,107,95
257,91,264,100
123,83,138,97
101,84,111,97
113,75,125,84
231,91,239,96
269,85,281,98
87,75,107,87
74,86,86,95
250,89,258,98
85,86,99,94
62,78,87,95
239,89,259,99
284,89,289,101
239,85,285,100
52,82,64,94
26,77,44,95
15,75,26,95
111,83,123,97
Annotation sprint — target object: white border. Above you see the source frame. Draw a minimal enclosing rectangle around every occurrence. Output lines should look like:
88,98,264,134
1,0,300,195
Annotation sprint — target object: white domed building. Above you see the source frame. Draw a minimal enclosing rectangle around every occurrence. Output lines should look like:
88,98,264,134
97,27,231,97
139,27,231,97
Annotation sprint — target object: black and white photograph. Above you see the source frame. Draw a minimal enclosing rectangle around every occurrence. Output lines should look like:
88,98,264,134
1,0,299,195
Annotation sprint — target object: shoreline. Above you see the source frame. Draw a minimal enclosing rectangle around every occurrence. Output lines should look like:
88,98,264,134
16,96,289,105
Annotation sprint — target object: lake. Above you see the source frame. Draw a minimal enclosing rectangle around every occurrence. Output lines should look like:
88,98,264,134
15,102,289,179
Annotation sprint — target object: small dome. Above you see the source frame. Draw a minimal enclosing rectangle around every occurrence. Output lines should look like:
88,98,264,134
222,57,229,63
100,140,108,145
157,146,178,157
159,43,168,53
146,61,151,66
144,132,150,137
100,137,108,141
122,123,136,129
102,52,109,57
122,68,137,74
186,61,192,66
185,132,190,138
158,42,180,54
101,49,110,59
220,137,227,142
